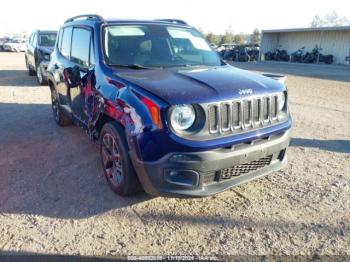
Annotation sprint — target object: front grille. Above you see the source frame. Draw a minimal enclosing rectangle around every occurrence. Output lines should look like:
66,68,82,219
220,155,273,179
207,95,279,134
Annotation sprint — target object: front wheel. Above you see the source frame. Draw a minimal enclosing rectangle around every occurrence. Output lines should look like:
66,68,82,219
100,122,140,196
50,88,72,126
36,65,46,85
25,56,36,76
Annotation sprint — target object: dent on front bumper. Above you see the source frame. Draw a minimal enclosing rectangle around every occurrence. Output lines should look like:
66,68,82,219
130,129,291,197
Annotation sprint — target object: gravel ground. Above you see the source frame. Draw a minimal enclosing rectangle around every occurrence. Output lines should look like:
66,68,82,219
0,53,349,258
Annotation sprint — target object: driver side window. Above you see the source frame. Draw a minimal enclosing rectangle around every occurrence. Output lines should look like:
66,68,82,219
71,27,92,67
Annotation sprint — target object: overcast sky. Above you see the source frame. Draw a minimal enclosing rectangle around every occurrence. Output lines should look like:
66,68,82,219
1,0,349,36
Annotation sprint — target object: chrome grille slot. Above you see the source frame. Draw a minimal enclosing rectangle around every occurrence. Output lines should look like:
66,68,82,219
271,95,278,120
253,98,261,124
262,97,269,122
232,102,241,129
208,105,219,133
220,103,231,132
242,100,252,128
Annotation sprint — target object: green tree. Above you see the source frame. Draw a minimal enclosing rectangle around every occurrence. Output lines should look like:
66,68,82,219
206,32,220,45
234,33,245,45
251,28,260,45
221,32,234,44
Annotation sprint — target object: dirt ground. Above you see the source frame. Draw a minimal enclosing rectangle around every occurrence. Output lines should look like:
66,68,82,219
0,53,350,258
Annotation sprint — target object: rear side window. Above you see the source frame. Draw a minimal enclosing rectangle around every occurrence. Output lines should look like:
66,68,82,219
60,27,72,58
71,28,91,67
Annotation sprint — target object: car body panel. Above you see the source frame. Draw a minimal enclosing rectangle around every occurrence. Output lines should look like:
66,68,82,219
46,16,292,197
115,65,284,104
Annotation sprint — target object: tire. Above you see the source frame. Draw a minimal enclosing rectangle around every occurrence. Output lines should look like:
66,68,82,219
25,56,36,76
100,122,140,196
36,65,46,85
50,87,72,126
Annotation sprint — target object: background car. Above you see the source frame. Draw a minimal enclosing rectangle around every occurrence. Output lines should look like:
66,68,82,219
25,30,57,85
0,37,12,51
2,39,26,52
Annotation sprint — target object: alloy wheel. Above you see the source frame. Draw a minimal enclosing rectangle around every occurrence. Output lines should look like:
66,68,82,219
101,133,123,187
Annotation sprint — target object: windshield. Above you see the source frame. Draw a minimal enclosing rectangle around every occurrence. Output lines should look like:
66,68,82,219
103,24,220,68
39,33,57,47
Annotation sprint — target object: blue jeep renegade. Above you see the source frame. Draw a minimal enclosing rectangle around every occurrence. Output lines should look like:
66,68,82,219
47,14,291,197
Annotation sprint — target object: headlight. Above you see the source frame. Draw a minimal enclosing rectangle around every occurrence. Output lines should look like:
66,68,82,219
44,54,50,60
170,105,196,131
277,92,286,111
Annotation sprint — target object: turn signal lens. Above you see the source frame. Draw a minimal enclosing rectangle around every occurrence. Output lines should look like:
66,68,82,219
141,97,162,129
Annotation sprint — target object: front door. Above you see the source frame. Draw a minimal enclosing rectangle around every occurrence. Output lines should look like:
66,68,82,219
67,27,95,126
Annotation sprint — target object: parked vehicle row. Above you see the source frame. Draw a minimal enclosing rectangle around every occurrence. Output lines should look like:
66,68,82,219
265,46,334,64
218,44,260,62
0,37,11,51
0,38,26,52
25,14,291,198
25,30,57,84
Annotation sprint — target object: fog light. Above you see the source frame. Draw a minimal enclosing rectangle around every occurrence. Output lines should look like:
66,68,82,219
165,170,199,187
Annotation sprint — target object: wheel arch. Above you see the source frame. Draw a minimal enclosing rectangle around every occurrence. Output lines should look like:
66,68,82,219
95,113,124,138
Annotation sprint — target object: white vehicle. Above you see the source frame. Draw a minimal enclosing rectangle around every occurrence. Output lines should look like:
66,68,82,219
216,43,235,52
3,39,26,52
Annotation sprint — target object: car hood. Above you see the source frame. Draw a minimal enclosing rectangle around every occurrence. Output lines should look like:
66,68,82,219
38,46,54,54
115,65,285,105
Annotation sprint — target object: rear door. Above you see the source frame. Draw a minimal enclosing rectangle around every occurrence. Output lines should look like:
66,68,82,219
55,26,74,108
27,33,37,67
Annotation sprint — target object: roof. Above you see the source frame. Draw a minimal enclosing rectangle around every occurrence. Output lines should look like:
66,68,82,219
63,14,191,28
105,19,189,26
262,25,350,34
37,30,57,34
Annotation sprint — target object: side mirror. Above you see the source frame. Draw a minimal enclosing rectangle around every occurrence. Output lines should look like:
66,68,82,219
63,66,81,88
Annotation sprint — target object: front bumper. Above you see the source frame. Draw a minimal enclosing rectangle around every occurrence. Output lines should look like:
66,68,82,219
131,129,291,197
39,61,50,80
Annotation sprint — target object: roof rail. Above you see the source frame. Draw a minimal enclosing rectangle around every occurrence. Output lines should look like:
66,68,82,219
155,19,188,25
64,14,104,24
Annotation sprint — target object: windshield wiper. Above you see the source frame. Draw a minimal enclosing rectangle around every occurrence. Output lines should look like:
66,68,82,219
108,64,152,70
164,64,206,68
